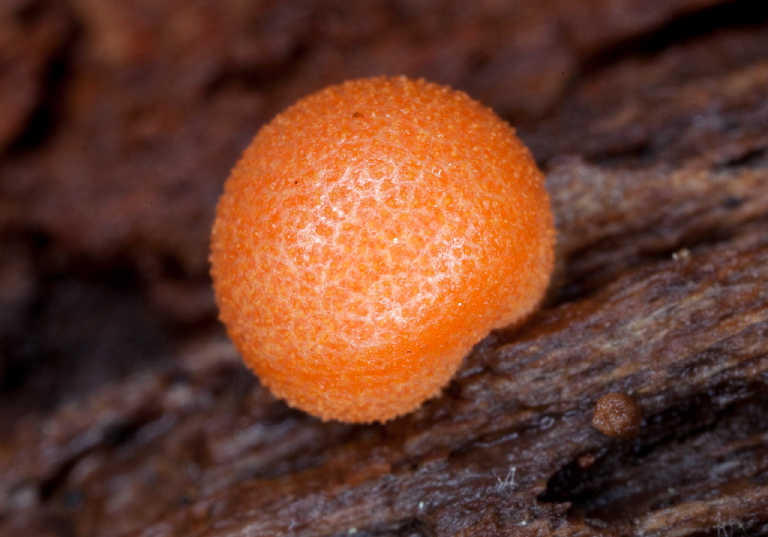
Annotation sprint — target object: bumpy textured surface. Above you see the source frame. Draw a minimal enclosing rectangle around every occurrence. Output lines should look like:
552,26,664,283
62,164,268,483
592,392,643,439
4,1,768,535
210,77,554,422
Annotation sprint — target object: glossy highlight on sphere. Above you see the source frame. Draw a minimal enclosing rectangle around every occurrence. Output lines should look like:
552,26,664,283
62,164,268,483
210,76,555,423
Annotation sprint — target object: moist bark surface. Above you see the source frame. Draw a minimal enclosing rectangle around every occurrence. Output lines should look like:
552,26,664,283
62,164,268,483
1,1,767,536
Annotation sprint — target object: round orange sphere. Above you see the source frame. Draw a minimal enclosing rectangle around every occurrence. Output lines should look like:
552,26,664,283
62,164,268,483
210,76,554,423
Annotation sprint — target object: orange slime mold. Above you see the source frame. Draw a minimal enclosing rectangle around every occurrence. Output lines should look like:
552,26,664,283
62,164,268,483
210,77,554,423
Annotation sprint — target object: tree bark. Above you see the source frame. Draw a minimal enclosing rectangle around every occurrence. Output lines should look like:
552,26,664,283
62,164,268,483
1,1,767,536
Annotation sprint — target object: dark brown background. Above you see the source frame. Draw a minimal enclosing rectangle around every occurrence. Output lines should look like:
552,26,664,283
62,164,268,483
1,0,767,535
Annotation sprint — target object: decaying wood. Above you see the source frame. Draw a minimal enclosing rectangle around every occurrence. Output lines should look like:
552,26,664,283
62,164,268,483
1,1,767,536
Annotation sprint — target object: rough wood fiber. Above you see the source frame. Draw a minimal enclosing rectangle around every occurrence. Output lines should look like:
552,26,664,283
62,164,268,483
1,1,767,536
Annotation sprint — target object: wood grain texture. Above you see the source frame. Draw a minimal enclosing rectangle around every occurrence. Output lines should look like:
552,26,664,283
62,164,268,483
1,1,767,535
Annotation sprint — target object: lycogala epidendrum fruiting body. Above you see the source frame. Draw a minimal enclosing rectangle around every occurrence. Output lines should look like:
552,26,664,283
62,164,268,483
210,76,555,423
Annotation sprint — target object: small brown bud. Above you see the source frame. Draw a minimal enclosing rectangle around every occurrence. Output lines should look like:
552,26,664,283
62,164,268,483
592,392,642,439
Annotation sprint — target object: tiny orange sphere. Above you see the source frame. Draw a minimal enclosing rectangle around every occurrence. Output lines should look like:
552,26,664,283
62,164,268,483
210,77,554,423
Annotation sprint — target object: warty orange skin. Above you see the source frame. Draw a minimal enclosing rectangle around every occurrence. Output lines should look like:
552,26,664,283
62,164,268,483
210,76,554,423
